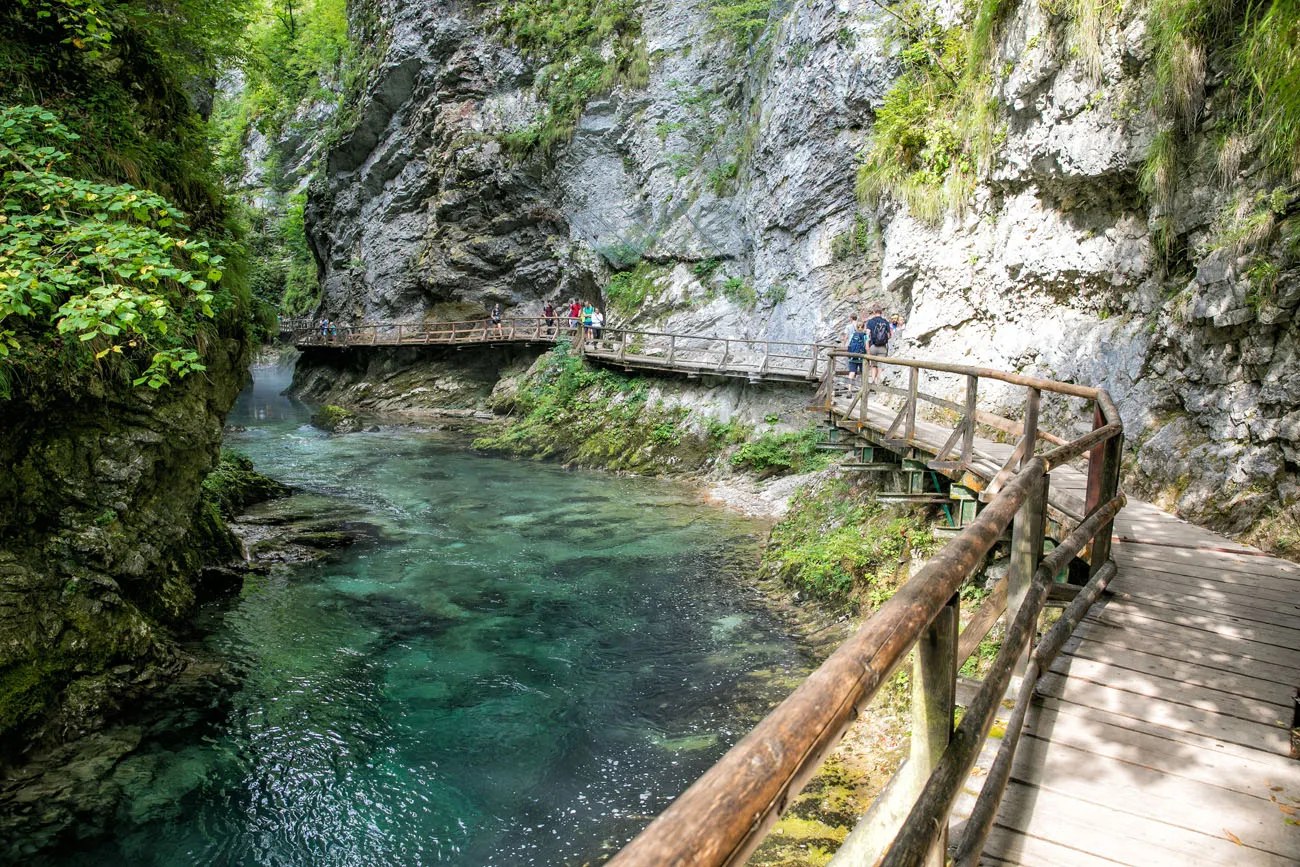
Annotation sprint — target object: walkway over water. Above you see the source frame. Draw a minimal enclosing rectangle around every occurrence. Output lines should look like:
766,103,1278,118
288,318,1300,865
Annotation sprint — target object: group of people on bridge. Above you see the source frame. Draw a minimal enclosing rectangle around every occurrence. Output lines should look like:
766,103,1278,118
843,305,905,385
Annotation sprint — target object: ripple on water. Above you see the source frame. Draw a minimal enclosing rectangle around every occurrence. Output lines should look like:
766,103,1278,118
25,367,812,867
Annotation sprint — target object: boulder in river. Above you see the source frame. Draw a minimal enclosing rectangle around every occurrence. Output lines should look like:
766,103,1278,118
311,404,362,434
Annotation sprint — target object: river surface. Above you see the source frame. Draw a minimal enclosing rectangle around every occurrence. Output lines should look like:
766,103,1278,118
48,365,811,866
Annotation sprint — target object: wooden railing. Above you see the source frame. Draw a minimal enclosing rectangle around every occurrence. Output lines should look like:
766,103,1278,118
583,327,836,381
608,353,1125,867
290,317,572,346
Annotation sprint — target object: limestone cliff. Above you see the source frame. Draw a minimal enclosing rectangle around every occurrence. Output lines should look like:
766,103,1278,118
301,0,1298,551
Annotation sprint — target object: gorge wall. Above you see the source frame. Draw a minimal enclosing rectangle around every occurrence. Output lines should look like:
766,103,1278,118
295,0,1299,551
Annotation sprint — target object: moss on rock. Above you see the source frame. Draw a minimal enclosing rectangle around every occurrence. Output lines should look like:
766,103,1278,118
202,451,291,518
311,404,362,434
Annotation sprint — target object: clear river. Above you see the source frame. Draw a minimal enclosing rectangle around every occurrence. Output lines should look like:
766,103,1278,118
45,365,811,866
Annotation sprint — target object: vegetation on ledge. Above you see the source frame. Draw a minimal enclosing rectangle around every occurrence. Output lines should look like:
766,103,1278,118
762,477,937,611
487,0,649,154
202,450,291,518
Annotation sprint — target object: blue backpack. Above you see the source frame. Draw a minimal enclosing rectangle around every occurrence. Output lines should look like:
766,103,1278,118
847,329,867,354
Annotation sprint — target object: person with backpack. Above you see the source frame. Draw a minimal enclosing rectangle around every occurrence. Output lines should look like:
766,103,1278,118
490,302,504,334
844,313,867,387
543,301,556,335
864,305,893,383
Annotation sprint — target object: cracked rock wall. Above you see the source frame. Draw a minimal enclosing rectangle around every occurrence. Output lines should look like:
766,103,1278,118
301,0,1298,547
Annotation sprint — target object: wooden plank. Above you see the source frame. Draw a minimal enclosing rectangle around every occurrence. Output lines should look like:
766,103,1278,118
1020,702,1300,799
1083,604,1300,668
1072,618,1299,686
978,824,1122,867
1035,672,1293,755
1091,595,1300,650
1111,554,1300,597
990,779,1299,867
1006,734,1300,858
1063,629,1299,695
1108,563,1300,607
1046,654,1291,731
1112,544,1300,581
1032,693,1297,768
1104,577,1300,630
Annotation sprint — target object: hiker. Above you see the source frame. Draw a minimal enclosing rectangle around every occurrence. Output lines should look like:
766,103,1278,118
844,312,867,387
319,318,329,339
568,298,581,334
581,300,595,339
864,305,892,383
591,307,604,341
491,302,503,334
543,301,556,335
889,313,905,355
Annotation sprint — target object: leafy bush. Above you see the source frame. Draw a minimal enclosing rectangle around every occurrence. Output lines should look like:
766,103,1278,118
729,425,834,475
721,275,758,308
605,261,663,316
708,0,776,49
763,478,936,608
0,107,234,395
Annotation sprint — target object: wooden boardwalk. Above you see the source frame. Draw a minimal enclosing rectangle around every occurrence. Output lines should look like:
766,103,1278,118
824,391,1300,866
293,318,1299,863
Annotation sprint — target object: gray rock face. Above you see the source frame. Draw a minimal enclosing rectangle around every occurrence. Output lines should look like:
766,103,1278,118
301,0,1298,542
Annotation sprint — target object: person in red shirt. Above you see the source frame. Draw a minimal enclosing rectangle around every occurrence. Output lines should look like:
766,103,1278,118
568,299,581,334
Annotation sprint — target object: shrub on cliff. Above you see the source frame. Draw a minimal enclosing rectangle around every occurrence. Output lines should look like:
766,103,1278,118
730,426,833,476
763,478,936,610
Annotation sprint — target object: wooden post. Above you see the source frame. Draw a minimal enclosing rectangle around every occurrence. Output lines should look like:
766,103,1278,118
761,340,771,374
1007,474,1049,676
859,378,868,428
620,331,628,362
720,339,730,370
668,334,677,365
906,367,919,440
397,324,404,344
910,592,959,867
1085,404,1123,578
807,344,819,379
961,374,978,463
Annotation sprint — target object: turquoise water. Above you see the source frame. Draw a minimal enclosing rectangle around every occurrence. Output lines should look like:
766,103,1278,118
48,366,809,866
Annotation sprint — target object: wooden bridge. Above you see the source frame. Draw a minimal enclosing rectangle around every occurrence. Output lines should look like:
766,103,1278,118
290,318,1300,865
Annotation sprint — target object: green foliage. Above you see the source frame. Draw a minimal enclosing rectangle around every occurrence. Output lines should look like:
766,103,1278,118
706,159,739,195
604,260,663,316
707,0,775,49
763,478,936,608
473,343,722,471
488,0,647,154
763,283,788,305
855,1,1000,224
721,275,757,308
201,449,290,517
1140,0,1299,259
831,212,875,261
693,257,723,280
0,107,234,396
213,0,351,149
729,425,834,475
596,238,648,269
1229,0,1300,182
